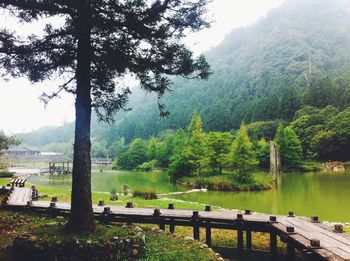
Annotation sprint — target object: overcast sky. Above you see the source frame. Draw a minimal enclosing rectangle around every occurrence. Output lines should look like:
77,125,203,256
0,0,283,134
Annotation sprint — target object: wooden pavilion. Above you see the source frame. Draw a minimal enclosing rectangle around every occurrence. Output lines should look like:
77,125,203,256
46,157,72,174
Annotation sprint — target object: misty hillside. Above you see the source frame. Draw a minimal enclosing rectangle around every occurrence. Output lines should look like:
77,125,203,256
105,0,350,139
19,0,350,148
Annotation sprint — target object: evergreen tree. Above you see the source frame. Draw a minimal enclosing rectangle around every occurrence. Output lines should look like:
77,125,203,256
0,0,210,232
206,132,231,174
256,138,270,169
116,138,147,170
226,124,257,183
146,137,158,161
283,127,303,168
280,86,301,120
274,123,286,152
275,124,302,169
156,131,175,168
184,113,208,176
168,129,189,180
311,130,339,160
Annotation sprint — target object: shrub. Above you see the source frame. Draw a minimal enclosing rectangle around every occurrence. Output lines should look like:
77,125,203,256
0,171,14,178
133,190,158,200
136,160,158,172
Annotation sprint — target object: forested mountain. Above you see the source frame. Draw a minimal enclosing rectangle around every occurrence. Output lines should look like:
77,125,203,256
101,0,350,140
18,0,350,157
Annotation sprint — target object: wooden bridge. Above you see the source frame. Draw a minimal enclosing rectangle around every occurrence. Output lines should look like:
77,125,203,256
1,187,350,261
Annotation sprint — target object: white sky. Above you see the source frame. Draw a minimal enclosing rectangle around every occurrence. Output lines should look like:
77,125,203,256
0,0,283,134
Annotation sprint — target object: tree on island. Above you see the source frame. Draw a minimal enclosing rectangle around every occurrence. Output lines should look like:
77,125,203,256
184,113,208,176
275,124,302,169
0,0,210,233
226,124,257,183
256,138,270,169
168,129,189,181
206,131,231,174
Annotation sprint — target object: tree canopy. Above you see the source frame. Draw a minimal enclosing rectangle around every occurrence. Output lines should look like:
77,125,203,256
0,131,20,153
0,0,211,233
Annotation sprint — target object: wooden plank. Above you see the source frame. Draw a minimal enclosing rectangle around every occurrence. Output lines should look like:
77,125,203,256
282,217,350,258
273,219,350,260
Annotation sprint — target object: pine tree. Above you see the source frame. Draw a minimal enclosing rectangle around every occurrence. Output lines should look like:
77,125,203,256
156,131,175,168
0,0,210,232
206,132,231,174
184,113,208,176
275,124,302,169
226,124,257,183
256,138,270,169
168,129,189,180
146,137,158,161
283,127,303,168
274,123,286,152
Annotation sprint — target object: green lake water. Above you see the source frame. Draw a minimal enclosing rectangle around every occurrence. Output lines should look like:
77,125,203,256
28,170,350,222
28,170,184,194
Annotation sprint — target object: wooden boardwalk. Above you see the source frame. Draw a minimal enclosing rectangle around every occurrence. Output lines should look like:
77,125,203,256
2,187,350,260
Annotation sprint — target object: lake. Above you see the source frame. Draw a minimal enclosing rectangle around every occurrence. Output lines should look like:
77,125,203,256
28,170,350,222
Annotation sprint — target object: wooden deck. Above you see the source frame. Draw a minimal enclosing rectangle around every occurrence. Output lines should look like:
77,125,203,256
6,187,32,206
2,187,350,260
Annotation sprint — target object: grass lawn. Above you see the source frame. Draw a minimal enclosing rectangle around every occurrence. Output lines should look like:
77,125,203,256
0,178,212,210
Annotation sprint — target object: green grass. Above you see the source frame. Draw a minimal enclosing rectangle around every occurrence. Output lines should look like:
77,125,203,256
345,226,350,234
178,172,274,192
0,211,215,261
0,178,210,210
140,229,215,261
296,160,323,172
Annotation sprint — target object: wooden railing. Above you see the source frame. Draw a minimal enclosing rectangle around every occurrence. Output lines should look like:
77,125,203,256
1,186,350,261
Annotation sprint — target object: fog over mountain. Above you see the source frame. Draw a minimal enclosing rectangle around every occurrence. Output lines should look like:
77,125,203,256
18,0,350,151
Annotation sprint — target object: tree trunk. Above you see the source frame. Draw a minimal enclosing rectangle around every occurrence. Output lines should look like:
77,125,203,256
65,0,96,233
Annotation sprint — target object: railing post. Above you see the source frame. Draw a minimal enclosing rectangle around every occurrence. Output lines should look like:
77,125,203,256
192,211,200,240
100,207,111,225
48,202,57,217
159,218,165,231
236,214,244,260
169,218,175,233
206,221,212,247
270,231,277,260
246,230,252,249
287,240,295,261
153,208,164,231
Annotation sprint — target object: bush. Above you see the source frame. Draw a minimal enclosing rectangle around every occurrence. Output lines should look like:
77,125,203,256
0,171,14,178
136,160,158,172
133,190,158,200
178,173,274,192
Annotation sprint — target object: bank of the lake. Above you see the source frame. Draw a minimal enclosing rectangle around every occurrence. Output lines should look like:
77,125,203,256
177,172,274,192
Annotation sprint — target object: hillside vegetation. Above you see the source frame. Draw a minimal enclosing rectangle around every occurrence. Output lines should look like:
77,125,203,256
16,0,350,162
